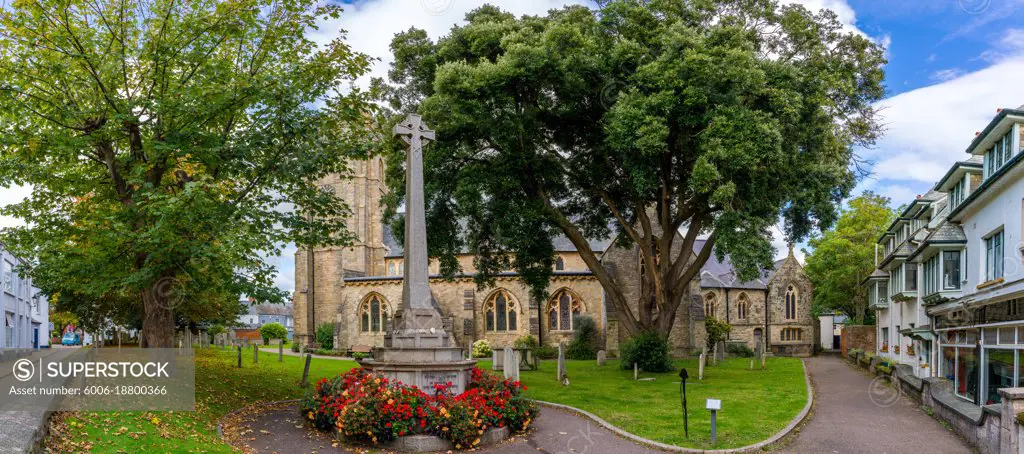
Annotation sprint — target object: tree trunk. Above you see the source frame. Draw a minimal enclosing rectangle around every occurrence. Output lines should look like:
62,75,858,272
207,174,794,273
140,280,176,348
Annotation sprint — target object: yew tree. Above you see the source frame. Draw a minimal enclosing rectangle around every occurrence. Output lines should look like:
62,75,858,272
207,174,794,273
382,0,885,338
0,0,373,347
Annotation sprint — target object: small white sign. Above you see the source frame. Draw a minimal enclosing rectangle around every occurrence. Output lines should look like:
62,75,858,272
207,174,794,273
706,398,722,411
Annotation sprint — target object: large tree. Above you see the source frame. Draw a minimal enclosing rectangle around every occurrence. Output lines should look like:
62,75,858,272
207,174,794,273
804,191,896,323
380,0,885,338
0,0,373,347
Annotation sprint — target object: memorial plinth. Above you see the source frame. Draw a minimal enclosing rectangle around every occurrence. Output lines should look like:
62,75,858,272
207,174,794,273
357,114,476,394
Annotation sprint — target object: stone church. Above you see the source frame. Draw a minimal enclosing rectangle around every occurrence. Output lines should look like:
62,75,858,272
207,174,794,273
292,156,816,357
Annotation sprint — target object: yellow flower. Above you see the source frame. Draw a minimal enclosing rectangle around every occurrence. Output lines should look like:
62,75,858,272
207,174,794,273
442,427,448,432
473,438,480,445
478,430,484,435
456,445,461,449
342,390,349,397
372,437,378,443
388,399,394,405
308,412,314,420
150,417,160,426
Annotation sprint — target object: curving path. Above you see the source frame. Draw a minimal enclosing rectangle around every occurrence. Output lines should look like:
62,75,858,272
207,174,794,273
781,355,972,454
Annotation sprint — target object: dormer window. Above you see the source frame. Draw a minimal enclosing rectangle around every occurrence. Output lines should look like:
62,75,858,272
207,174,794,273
949,176,966,208
984,125,1021,179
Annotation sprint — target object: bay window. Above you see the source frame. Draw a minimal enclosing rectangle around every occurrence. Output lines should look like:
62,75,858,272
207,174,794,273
943,250,961,290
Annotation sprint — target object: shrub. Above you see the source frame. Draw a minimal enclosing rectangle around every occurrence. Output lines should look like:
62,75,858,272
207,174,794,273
725,343,754,358
534,344,558,359
259,322,288,344
705,317,732,350
513,335,538,351
565,315,598,360
208,324,226,339
291,342,300,353
619,330,674,373
352,351,371,360
472,339,492,358
300,367,536,449
316,323,335,351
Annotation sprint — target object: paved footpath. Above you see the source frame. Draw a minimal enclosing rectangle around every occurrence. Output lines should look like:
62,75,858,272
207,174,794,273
781,355,973,454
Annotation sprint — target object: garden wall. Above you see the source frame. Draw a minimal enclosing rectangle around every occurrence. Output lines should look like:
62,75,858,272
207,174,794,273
846,350,1024,453
840,325,875,356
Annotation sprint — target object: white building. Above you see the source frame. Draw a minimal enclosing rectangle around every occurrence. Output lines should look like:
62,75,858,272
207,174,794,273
1,243,49,349
866,105,1024,406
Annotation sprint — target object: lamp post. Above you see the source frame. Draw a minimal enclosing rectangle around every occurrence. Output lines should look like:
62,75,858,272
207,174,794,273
679,368,689,438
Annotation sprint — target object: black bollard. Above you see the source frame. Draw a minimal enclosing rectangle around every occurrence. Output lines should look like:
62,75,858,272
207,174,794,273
300,353,312,387
679,368,689,438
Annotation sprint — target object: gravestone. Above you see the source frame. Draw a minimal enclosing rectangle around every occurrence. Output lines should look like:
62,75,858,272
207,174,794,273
698,353,705,380
492,349,504,371
503,348,520,381
557,342,567,382
715,341,725,362
596,350,606,366
356,114,476,393
633,362,638,380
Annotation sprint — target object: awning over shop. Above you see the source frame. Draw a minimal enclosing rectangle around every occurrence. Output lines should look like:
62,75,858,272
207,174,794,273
899,326,935,341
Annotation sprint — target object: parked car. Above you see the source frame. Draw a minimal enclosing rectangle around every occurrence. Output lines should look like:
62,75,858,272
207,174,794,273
61,332,81,346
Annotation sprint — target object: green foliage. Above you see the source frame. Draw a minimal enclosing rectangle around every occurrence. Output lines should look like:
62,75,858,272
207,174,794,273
351,352,371,360
0,0,375,347
472,339,493,358
258,323,288,344
619,330,673,373
315,323,335,351
513,335,539,351
291,342,300,353
534,344,559,360
378,0,886,339
566,315,599,360
805,191,897,323
725,343,754,358
705,317,732,351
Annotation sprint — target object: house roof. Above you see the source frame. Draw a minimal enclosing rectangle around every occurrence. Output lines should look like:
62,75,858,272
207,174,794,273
860,268,890,285
694,239,787,290
965,108,1024,155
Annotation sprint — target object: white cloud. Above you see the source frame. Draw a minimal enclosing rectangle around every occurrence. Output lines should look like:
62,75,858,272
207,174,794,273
930,68,964,82
866,57,1024,185
0,185,31,229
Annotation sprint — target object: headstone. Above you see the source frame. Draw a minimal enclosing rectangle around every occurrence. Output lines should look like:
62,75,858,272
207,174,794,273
597,350,606,366
236,346,242,368
253,344,259,364
750,358,754,370
503,348,520,381
557,342,567,382
492,349,503,371
754,339,764,361
634,362,638,380
279,341,284,362
698,353,705,380
709,344,717,366
715,341,725,362
300,353,312,387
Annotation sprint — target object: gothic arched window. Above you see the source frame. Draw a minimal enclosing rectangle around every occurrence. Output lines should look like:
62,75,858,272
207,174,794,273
737,293,749,319
704,292,718,319
485,290,518,332
785,285,798,320
548,289,583,331
359,294,390,333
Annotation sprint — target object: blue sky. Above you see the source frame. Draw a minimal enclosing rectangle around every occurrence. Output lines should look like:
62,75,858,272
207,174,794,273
4,0,1024,295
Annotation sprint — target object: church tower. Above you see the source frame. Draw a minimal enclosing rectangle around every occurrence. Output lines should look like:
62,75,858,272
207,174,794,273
293,156,388,345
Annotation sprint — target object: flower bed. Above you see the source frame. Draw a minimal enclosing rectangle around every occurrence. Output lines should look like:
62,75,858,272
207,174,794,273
299,367,536,450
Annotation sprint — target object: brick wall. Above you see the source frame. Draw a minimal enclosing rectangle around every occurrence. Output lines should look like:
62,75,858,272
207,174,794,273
842,325,876,356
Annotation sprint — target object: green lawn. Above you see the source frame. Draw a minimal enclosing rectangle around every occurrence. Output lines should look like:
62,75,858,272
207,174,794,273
45,350,806,452
45,347,358,453
504,356,808,450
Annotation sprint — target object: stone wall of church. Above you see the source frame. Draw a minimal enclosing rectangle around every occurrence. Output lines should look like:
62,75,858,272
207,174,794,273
766,256,815,357
333,275,606,351
293,247,347,345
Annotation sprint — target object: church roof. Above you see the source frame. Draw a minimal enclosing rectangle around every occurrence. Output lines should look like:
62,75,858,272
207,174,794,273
382,222,614,258
693,239,787,290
